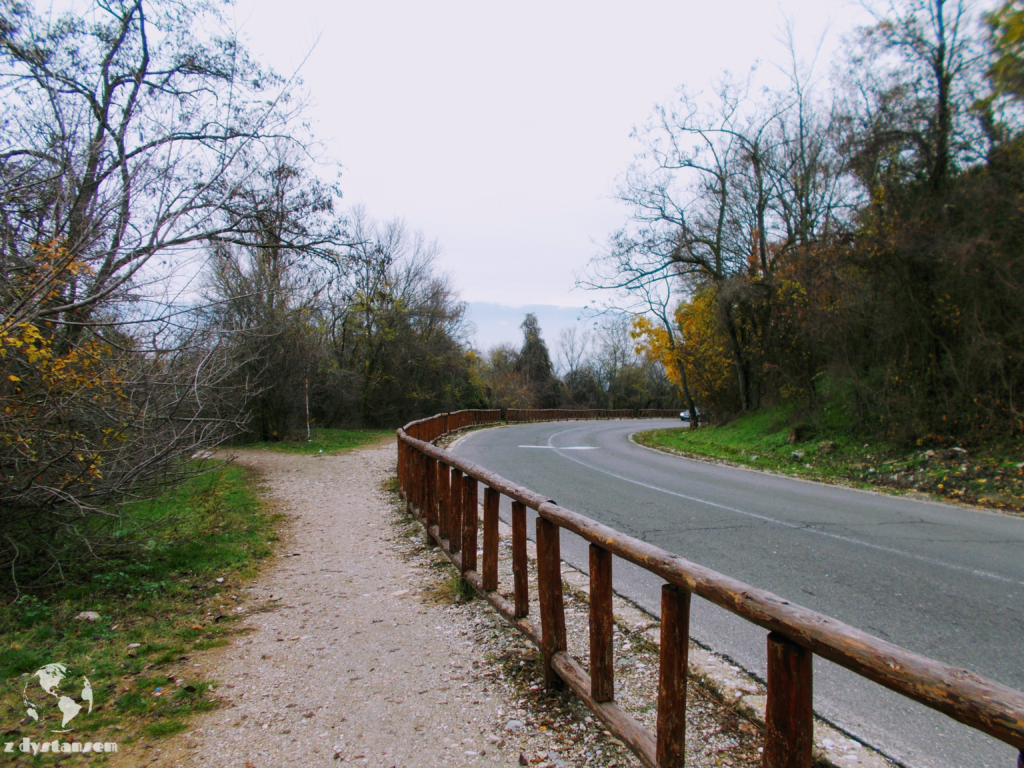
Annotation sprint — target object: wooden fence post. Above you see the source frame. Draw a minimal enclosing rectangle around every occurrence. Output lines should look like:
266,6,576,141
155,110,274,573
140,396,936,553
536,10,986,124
425,456,436,529
436,460,449,543
764,632,813,768
536,517,566,689
412,451,422,515
589,544,614,702
397,440,405,500
482,487,500,591
449,468,463,553
657,583,691,768
511,501,529,618
462,475,478,573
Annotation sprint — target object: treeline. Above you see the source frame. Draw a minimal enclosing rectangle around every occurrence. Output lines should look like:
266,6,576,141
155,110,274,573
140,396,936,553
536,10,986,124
205,205,485,437
477,314,679,411
1,0,675,590
592,0,1024,443
0,0,483,589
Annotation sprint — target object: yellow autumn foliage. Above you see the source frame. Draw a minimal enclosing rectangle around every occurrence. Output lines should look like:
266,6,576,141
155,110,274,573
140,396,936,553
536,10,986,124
1,243,128,493
630,289,740,416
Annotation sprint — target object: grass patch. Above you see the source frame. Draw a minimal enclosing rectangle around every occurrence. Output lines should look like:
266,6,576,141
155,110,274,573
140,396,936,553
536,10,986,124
635,407,1024,513
143,719,189,738
241,428,392,455
430,572,476,605
0,464,278,755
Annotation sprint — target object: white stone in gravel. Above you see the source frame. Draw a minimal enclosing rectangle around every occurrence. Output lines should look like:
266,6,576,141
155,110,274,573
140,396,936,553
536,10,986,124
505,720,525,733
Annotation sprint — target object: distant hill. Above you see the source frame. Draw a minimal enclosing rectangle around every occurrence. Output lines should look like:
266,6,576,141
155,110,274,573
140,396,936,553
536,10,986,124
466,302,591,353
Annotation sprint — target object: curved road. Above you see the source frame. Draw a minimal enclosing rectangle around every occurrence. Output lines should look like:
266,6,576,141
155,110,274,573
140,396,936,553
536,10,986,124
452,419,1024,768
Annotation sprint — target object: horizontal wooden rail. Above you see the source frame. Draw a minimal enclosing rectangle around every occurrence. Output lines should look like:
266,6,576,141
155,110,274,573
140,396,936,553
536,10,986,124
395,410,1024,767
505,408,635,423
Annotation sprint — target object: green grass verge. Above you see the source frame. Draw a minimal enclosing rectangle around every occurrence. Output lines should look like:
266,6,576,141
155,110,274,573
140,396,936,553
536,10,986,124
240,427,392,455
635,408,1024,513
0,465,279,758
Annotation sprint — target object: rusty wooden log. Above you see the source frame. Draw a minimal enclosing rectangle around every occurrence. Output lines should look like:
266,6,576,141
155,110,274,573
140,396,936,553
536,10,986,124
512,500,529,618
412,450,421,513
420,486,656,768
449,468,462,552
398,427,1024,750
482,486,500,591
765,632,813,768
404,441,411,499
428,523,541,645
551,653,658,768
437,459,450,543
416,449,424,512
589,544,614,703
424,456,436,529
406,446,415,509
519,499,1024,750
657,584,691,768
466,567,540,645
536,517,566,689
396,438,405,499
462,475,478,574
419,453,429,523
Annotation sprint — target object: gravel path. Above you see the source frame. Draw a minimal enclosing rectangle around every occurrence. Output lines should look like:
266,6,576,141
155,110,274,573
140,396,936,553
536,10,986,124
130,440,765,768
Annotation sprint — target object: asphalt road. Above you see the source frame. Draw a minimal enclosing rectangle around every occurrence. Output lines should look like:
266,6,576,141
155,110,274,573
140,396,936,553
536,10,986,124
452,419,1024,768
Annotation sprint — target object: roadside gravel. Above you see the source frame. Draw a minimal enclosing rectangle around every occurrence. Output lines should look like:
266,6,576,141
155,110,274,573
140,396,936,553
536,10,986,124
122,440,768,768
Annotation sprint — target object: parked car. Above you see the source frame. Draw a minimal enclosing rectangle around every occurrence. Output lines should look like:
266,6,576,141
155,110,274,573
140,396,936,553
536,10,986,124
679,410,700,422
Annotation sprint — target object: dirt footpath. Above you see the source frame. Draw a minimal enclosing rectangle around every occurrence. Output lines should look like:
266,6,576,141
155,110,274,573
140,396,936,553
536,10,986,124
142,442,505,767
139,441,766,768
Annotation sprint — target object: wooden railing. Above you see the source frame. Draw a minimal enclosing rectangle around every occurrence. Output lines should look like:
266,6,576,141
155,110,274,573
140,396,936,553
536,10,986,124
396,410,1024,768
403,409,501,442
638,408,682,418
505,408,634,423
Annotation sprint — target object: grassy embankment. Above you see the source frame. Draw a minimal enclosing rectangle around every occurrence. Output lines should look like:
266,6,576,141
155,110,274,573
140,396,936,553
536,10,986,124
0,465,275,759
0,429,389,759
634,407,1024,514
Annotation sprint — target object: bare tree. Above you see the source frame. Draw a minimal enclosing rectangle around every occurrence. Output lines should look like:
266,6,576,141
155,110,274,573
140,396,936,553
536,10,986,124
837,0,987,193
0,0,311,335
583,46,846,413
321,208,475,426
554,325,592,379
0,0,319,591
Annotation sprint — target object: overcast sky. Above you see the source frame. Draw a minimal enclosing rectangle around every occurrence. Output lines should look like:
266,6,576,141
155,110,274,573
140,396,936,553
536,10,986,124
232,0,869,313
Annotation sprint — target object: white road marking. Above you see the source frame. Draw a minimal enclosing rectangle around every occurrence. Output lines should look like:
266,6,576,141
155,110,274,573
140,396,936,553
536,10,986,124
519,445,597,450
541,428,1024,589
